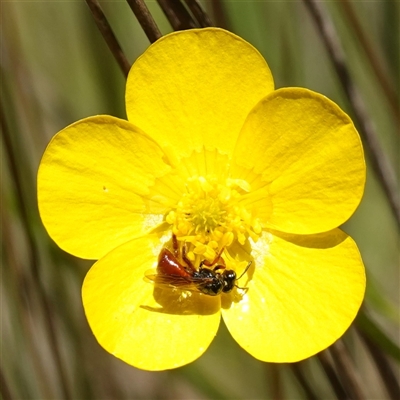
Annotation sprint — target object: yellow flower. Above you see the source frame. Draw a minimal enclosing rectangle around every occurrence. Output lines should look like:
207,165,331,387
37,28,366,371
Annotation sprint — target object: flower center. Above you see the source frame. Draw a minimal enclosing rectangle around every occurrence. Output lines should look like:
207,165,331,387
166,175,262,265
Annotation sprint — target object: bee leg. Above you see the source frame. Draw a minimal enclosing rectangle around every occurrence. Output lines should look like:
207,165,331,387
182,242,196,273
172,234,179,257
200,247,226,270
234,284,249,293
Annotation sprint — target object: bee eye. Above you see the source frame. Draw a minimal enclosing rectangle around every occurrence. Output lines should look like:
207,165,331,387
223,270,236,281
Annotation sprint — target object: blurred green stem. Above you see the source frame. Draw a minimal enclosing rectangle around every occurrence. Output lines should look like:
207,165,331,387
290,363,318,400
1,99,71,400
0,364,13,400
303,0,400,229
85,0,131,76
2,209,54,399
357,328,400,400
339,0,399,125
329,341,365,400
317,351,348,399
269,364,284,400
356,310,400,362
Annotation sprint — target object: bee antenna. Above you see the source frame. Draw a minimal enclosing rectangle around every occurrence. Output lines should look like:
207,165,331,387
237,261,252,280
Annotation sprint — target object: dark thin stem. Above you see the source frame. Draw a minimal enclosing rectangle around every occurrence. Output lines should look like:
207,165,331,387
183,0,212,27
0,364,13,400
303,0,400,229
157,0,198,30
1,100,71,400
357,328,400,400
339,0,399,125
269,364,284,400
317,351,349,399
85,0,131,77
210,0,229,29
126,0,162,43
289,363,318,400
329,341,365,400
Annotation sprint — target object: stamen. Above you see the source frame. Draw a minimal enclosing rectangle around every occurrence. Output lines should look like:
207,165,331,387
166,175,262,264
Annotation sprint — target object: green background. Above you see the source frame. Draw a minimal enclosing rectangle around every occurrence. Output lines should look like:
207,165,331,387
1,1,398,398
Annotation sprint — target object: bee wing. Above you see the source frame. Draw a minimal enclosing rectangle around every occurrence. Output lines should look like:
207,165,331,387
143,269,159,284
144,270,212,293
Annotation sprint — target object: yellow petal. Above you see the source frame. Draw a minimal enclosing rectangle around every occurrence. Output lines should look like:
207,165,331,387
126,28,274,168
232,88,365,234
82,234,221,371
222,229,365,362
38,116,181,259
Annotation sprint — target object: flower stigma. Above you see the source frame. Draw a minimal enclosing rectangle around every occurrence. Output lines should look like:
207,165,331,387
166,175,262,267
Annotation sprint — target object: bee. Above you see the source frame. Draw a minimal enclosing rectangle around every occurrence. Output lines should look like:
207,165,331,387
146,234,251,296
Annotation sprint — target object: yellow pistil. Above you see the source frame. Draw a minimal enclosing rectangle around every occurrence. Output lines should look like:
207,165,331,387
166,175,262,263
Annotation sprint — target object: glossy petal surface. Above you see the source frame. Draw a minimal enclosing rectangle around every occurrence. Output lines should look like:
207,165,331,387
82,234,221,371
232,88,365,234
222,229,365,362
38,116,180,259
126,28,274,163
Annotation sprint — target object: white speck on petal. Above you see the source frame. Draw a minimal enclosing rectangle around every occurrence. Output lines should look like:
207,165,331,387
240,293,250,313
249,231,273,267
142,214,164,234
